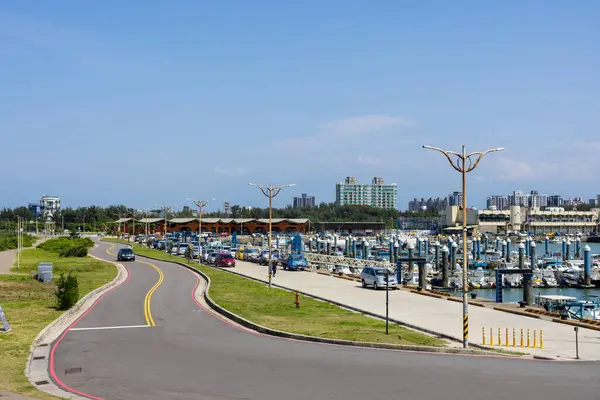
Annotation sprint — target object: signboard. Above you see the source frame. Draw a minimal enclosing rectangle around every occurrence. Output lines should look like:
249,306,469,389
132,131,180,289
0,305,11,333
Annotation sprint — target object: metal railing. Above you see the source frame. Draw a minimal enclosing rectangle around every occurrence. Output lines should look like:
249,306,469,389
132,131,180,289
305,253,393,269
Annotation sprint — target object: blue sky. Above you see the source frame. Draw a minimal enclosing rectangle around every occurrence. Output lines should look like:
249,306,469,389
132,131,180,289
1,1,599,211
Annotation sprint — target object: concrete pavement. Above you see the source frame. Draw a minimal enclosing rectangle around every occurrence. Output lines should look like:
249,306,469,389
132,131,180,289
0,237,49,274
231,260,600,360
47,241,599,399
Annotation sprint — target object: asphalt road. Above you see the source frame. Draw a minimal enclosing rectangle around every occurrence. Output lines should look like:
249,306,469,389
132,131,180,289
51,241,600,400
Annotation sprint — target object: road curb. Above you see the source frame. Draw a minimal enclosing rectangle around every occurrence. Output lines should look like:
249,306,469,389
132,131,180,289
138,253,516,358
24,249,127,400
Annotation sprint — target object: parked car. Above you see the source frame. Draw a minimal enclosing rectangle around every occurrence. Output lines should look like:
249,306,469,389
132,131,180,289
281,253,307,271
207,252,218,264
259,250,279,265
235,247,245,260
215,253,236,268
361,267,397,289
177,243,190,256
243,247,259,261
117,248,136,262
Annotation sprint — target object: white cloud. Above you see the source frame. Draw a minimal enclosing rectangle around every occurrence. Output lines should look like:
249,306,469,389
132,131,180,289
492,158,537,181
214,167,249,177
263,114,415,171
483,154,597,183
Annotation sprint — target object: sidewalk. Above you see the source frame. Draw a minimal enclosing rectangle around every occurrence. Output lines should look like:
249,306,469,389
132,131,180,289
0,237,48,275
231,261,600,360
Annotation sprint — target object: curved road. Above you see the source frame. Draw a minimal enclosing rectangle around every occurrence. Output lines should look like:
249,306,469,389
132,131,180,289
50,241,599,399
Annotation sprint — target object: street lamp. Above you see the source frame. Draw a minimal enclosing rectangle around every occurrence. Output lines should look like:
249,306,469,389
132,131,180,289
249,183,295,287
187,198,214,262
423,144,504,348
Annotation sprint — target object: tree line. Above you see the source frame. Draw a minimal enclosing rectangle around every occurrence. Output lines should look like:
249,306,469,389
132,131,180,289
0,203,438,232
204,203,438,223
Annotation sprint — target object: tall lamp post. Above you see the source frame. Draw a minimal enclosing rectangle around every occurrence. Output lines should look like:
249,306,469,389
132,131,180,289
423,144,504,348
249,183,295,287
188,198,214,261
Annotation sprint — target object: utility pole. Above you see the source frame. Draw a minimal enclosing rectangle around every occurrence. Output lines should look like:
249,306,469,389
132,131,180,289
423,144,504,348
248,183,295,287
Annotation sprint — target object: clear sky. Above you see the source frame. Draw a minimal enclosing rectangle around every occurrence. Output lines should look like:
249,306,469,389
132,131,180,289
2,1,599,211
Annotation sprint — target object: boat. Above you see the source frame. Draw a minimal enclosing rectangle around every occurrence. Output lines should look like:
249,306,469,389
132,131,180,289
587,233,600,243
537,295,600,320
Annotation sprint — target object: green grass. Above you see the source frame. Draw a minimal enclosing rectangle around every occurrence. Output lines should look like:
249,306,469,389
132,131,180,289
102,237,445,347
0,248,117,398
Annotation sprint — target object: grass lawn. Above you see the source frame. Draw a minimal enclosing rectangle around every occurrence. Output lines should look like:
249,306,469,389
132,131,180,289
0,248,117,399
102,237,445,347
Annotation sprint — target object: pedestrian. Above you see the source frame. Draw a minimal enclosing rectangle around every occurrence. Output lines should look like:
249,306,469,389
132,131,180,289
271,262,277,277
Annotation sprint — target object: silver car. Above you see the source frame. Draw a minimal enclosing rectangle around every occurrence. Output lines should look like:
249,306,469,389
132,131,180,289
207,252,218,265
361,267,397,289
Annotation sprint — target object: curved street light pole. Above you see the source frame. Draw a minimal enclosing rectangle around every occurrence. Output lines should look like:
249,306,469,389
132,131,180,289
188,198,214,259
249,183,295,288
423,144,504,348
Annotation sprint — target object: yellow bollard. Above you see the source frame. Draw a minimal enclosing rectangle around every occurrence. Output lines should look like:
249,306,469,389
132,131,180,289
498,328,501,346
527,329,531,348
520,329,524,347
533,330,537,348
540,330,544,348
482,327,486,345
490,327,494,346
505,328,509,347
512,328,516,347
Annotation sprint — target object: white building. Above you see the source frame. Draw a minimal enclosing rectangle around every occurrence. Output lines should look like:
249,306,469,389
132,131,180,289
335,176,397,209
478,206,524,234
524,207,598,235
40,195,60,221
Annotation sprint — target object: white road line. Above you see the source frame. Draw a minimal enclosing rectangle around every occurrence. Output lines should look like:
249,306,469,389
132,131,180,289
69,324,150,331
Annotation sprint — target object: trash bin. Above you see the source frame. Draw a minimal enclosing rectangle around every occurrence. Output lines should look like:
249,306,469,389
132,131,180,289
470,293,478,300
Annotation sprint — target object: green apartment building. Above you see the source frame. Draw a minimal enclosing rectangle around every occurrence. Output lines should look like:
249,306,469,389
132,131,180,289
335,176,397,209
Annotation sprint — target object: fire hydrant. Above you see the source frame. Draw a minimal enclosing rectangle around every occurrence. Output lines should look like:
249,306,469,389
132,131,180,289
295,292,300,308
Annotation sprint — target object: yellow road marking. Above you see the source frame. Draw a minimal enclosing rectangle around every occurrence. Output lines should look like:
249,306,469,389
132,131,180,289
138,260,164,327
103,242,164,327
106,243,116,256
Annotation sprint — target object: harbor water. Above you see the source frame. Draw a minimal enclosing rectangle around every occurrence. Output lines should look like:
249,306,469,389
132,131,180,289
456,240,600,303
458,287,600,303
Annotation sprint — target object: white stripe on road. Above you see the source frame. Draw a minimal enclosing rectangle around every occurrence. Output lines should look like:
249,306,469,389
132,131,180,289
70,324,150,331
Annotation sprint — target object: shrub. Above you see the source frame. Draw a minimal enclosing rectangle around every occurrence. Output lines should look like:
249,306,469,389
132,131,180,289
0,232,35,251
39,237,94,257
55,272,79,310
60,245,88,257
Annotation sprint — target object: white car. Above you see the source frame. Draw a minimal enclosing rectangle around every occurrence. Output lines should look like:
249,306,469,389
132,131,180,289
178,243,190,256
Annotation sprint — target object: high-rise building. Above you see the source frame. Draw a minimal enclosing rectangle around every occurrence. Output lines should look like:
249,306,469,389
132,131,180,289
336,176,397,209
528,190,548,208
508,190,528,207
486,195,508,210
293,193,316,208
547,195,564,207
448,191,463,206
